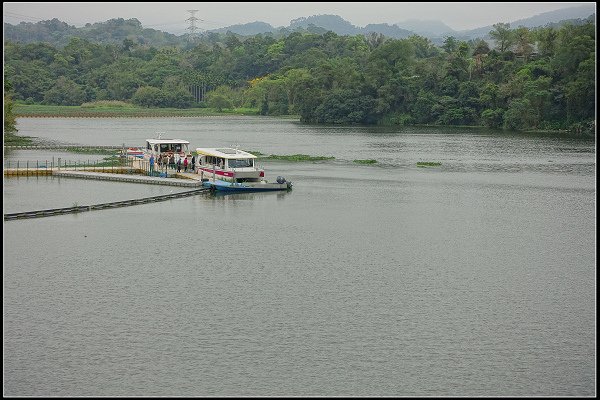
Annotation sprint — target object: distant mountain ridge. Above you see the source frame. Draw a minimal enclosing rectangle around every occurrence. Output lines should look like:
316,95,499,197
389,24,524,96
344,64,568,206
395,19,455,37
210,14,415,39
208,5,595,39
454,4,596,39
3,4,595,47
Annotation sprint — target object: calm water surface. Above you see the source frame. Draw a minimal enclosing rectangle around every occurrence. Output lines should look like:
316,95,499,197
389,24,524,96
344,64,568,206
3,117,596,396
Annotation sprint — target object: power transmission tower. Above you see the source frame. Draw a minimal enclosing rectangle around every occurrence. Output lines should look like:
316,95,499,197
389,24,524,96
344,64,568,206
186,10,200,42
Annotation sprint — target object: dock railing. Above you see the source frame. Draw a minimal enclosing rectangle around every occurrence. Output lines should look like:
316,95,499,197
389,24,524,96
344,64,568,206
3,157,139,176
4,155,192,178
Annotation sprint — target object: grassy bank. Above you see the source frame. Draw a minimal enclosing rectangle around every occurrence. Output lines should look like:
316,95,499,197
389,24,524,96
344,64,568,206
13,103,269,118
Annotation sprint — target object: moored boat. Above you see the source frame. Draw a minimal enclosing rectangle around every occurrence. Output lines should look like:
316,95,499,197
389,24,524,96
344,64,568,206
125,147,145,158
143,135,190,162
202,178,292,192
195,147,292,191
124,134,192,168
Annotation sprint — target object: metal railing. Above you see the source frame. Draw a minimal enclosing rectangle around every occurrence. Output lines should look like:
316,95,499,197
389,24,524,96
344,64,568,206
4,145,123,150
3,157,137,175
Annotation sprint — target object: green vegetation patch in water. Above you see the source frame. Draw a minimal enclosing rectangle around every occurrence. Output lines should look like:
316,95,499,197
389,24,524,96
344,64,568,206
265,154,335,162
353,159,377,164
417,161,442,167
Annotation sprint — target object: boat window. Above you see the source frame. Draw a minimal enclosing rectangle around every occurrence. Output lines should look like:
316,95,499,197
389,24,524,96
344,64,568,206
228,159,253,168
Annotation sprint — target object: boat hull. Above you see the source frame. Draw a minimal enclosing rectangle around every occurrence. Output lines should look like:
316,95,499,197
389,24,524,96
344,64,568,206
203,179,291,192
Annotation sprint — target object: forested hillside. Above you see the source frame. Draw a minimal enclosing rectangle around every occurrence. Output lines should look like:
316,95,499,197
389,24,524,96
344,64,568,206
4,19,596,134
4,18,184,47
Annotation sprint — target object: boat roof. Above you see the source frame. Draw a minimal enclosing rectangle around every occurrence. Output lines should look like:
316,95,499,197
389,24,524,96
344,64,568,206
146,139,190,144
195,148,257,159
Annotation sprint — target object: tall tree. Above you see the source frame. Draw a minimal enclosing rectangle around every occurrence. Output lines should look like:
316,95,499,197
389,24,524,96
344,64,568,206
514,27,534,61
489,23,515,52
4,77,18,134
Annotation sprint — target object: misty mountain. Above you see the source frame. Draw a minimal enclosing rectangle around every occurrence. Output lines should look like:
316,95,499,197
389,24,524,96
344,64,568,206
289,14,358,35
510,4,596,28
3,5,596,48
455,4,596,39
361,23,414,39
395,19,456,37
211,15,414,39
209,21,277,36
206,6,595,40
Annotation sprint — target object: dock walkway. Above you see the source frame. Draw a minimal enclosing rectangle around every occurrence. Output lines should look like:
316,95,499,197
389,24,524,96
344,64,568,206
3,155,220,220
53,170,203,187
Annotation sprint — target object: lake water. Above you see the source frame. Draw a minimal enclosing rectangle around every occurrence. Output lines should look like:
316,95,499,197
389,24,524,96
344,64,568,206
3,117,596,396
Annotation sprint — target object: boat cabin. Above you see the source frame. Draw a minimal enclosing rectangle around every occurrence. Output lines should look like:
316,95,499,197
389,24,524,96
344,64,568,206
145,138,190,158
195,147,264,182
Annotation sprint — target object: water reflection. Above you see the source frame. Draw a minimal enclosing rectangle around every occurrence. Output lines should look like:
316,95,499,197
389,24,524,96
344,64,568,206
210,190,291,201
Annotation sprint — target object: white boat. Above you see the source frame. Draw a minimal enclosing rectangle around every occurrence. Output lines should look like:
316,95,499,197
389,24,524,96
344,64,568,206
124,134,190,162
143,136,190,162
195,147,261,182
195,147,292,191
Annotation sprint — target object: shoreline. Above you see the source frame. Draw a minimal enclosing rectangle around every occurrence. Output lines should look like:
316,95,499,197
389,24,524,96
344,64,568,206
10,105,594,138
12,104,301,119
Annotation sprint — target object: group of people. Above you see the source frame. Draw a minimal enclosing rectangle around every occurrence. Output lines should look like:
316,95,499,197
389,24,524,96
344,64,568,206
149,153,199,174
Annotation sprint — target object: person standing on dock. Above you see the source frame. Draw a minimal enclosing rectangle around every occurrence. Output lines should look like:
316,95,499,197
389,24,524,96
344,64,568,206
183,156,189,172
149,154,155,175
177,157,181,173
169,154,175,170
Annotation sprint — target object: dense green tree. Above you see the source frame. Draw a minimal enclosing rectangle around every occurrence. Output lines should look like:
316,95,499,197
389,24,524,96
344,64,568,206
565,57,595,122
489,23,515,52
411,90,439,124
535,26,558,57
131,86,165,107
313,89,375,124
503,98,531,130
163,87,195,108
4,78,18,133
481,108,505,128
207,94,233,112
4,94,18,133
514,27,534,61
441,36,459,54
43,77,86,105
3,20,596,133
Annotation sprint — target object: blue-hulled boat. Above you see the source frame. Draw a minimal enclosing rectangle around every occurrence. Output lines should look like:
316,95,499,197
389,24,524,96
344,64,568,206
202,179,292,192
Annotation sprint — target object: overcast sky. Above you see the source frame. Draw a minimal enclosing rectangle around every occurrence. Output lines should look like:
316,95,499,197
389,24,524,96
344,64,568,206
3,2,595,34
